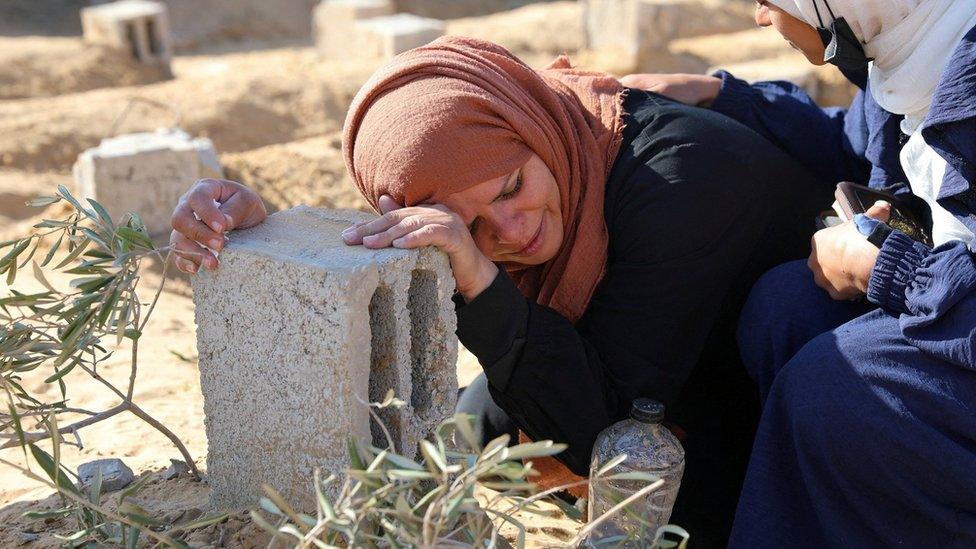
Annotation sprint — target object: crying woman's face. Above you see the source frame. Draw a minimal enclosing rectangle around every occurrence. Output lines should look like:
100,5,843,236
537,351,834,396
438,153,564,266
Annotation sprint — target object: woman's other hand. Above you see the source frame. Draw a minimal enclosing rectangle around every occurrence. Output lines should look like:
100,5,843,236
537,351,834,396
342,195,499,301
169,178,268,274
619,73,722,107
808,201,891,300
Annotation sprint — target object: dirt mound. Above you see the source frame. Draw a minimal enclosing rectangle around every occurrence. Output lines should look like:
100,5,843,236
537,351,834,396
0,47,374,173
0,467,273,549
0,0,87,37
160,0,318,51
221,135,369,214
0,170,70,224
446,1,581,67
0,37,170,100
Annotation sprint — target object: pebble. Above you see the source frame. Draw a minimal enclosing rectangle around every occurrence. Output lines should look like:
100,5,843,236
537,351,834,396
161,509,185,524
163,459,189,480
182,507,204,522
77,458,134,492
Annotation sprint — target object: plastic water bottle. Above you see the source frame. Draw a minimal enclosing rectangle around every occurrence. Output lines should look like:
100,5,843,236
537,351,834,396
585,398,685,546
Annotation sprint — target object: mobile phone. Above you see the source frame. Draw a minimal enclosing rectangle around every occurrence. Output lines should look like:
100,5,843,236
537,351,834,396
834,182,933,246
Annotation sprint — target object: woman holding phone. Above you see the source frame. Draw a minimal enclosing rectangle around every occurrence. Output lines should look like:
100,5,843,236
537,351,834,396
624,0,976,545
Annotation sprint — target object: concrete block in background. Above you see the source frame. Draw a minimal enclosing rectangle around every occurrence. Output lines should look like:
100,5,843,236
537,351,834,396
72,128,222,237
582,0,752,71
314,0,395,57
316,0,396,23
357,14,446,59
81,0,172,69
192,206,458,511
315,0,444,61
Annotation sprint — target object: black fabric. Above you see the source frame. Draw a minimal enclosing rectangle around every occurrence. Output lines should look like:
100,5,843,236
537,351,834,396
453,89,833,545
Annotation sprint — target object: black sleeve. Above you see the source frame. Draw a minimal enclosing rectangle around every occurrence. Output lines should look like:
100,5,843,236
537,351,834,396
455,93,830,475
455,270,615,475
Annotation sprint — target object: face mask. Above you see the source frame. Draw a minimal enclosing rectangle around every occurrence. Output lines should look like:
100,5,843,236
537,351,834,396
812,0,873,70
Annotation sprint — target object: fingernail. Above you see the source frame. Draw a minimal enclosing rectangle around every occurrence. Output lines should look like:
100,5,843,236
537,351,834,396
209,238,223,249
188,263,197,273
874,200,890,208
223,214,233,227
212,221,224,232
363,235,375,245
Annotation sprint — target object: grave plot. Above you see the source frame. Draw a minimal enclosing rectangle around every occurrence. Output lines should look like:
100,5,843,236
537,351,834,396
191,206,458,511
81,0,172,72
315,0,445,61
72,128,222,237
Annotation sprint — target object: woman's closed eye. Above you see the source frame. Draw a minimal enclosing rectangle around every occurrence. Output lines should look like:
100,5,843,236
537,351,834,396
496,171,523,201
468,171,523,234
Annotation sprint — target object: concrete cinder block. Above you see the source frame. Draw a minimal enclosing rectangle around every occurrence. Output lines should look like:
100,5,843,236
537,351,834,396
316,0,395,23
72,128,222,237
192,206,458,511
81,0,172,69
583,0,753,70
357,14,446,59
314,0,395,58
315,0,444,61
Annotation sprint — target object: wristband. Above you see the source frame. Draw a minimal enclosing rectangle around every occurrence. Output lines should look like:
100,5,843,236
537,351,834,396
853,213,893,249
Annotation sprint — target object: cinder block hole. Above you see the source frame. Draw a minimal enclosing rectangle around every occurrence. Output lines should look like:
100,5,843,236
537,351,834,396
125,22,139,58
408,269,437,416
368,286,401,448
146,18,161,56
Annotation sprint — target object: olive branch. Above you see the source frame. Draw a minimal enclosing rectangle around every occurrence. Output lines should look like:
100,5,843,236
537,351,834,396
0,184,198,473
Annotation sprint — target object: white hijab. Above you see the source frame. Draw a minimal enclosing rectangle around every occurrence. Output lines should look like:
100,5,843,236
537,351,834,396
768,0,976,133
771,0,976,245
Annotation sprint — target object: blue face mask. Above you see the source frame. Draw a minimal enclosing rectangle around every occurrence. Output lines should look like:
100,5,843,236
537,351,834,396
812,0,873,71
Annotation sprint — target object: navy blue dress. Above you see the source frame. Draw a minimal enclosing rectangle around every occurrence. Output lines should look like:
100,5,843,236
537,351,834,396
711,26,976,547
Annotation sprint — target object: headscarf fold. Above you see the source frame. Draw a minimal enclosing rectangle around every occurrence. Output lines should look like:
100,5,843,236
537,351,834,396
343,36,625,322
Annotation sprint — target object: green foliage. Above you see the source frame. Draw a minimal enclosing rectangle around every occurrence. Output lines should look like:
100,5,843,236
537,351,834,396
252,395,687,548
0,186,214,547
1,186,157,420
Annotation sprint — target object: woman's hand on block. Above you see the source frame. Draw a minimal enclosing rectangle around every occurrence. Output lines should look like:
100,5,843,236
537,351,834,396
169,178,268,274
342,195,498,301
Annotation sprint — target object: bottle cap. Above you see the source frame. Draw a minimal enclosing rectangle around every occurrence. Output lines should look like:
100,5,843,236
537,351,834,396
630,398,665,423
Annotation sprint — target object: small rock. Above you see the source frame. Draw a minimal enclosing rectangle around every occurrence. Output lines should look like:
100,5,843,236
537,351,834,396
19,532,40,542
77,458,134,492
222,518,244,535
163,459,188,480
161,510,185,524
184,530,214,545
181,507,204,522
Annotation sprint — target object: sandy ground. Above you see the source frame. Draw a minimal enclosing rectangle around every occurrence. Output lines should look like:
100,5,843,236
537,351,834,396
0,240,520,547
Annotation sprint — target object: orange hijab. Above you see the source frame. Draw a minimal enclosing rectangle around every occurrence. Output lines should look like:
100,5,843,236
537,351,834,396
342,36,625,323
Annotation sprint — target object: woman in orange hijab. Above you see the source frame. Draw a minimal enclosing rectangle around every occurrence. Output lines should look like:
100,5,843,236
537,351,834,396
170,37,831,542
